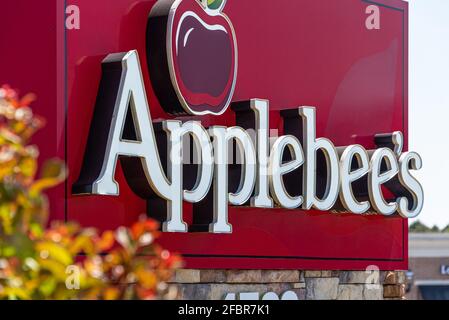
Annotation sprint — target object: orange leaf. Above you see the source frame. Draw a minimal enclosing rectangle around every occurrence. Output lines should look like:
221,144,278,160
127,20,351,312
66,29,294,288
97,231,115,251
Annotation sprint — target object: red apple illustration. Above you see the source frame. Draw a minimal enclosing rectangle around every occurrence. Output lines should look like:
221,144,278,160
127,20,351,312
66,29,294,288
147,0,237,115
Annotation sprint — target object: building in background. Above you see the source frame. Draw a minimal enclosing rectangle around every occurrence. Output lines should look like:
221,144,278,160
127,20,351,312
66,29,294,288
407,233,449,300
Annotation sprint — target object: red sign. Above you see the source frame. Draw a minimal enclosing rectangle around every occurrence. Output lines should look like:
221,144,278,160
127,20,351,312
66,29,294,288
1,0,410,270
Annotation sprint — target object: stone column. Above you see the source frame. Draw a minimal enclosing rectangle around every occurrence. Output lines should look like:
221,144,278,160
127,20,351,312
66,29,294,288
172,270,406,300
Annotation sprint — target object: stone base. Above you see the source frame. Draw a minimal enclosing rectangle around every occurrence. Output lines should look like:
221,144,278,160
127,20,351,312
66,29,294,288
172,270,406,300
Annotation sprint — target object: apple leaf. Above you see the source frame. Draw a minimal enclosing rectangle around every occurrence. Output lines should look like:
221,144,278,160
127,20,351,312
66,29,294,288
207,0,225,11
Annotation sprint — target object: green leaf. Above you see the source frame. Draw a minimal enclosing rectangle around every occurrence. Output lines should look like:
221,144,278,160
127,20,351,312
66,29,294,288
9,233,35,259
207,0,225,11
2,245,16,257
39,277,57,297
38,259,69,281
30,222,44,238
29,159,67,196
36,242,73,266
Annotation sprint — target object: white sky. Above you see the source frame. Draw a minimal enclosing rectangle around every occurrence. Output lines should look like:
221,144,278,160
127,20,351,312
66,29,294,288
407,0,449,228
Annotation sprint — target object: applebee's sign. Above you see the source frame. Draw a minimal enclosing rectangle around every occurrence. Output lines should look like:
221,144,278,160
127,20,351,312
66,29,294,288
73,0,424,234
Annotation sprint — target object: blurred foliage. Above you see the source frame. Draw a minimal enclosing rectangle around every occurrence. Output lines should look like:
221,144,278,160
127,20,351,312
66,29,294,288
409,220,449,234
0,85,182,300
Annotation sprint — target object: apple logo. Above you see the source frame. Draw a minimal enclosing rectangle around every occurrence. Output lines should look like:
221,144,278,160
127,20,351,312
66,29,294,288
147,0,237,115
